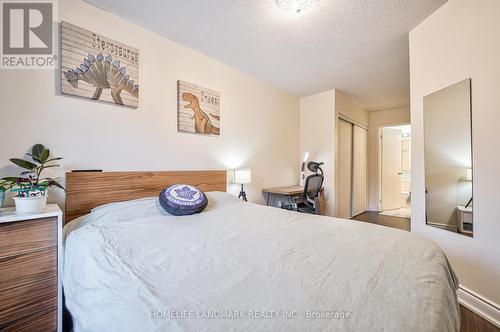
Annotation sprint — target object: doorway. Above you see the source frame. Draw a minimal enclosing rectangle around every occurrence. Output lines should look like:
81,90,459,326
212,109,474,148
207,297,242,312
380,124,411,219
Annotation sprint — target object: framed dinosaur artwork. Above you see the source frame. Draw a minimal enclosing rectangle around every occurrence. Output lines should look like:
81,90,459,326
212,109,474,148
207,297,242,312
61,21,139,108
177,80,220,136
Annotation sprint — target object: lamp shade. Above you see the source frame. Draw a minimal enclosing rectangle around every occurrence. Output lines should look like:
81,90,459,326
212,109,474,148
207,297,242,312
233,169,251,184
466,168,472,181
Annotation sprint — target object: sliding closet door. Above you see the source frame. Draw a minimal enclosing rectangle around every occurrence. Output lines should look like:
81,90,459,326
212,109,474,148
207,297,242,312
337,119,353,219
352,126,368,217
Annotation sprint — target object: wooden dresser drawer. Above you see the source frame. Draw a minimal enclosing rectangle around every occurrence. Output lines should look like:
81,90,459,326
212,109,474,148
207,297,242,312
0,218,57,258
0,276,57,326
0,308,57,332
0,248,57,292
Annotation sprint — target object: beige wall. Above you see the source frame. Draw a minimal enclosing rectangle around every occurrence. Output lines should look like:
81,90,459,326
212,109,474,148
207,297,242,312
0,0,300,208
299,90,335,216
368,107,411,210
335,91,368,127
300,90,367,217
410,0,500,305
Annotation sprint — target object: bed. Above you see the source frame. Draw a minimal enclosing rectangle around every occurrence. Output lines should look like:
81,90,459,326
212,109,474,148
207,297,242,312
62,171,460,332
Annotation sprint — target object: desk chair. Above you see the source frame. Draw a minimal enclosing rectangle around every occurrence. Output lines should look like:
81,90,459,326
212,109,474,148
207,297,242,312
286,161,324,215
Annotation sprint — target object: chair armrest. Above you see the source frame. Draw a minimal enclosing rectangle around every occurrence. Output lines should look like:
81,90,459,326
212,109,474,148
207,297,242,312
314,197,321,215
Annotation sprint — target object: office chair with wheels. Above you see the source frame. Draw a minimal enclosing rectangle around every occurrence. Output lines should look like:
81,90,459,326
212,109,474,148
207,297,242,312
286,161,324,215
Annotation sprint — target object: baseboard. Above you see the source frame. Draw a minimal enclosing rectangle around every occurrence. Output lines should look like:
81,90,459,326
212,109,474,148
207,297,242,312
457,285,500,328
427,221,457,231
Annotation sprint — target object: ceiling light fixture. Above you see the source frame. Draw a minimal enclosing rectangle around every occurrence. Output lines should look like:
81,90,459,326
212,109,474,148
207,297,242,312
276,0,320,14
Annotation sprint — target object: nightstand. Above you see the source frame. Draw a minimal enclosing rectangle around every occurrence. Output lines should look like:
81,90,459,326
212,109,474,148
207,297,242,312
457,205,473,236
0,204,62,331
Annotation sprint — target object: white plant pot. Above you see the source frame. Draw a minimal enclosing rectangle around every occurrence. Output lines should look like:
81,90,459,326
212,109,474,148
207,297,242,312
0,190,5,208
13,195,48,213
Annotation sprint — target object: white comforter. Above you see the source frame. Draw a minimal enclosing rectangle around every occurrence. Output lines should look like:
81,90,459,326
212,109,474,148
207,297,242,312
63,192,459,332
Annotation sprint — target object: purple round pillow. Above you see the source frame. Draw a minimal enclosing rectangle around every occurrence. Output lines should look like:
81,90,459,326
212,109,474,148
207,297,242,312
159,184,208,216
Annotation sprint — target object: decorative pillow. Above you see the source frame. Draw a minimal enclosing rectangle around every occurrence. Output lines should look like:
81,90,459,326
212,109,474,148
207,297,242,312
159,184,208,216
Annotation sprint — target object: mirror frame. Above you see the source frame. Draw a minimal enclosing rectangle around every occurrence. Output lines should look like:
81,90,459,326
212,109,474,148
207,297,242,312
423,78,473,236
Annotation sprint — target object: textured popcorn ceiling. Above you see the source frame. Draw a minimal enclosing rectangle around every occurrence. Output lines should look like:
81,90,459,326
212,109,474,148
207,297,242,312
85,0,447,110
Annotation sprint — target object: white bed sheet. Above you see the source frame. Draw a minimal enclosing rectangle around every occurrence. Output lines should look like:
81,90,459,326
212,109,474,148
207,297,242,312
63,192,459,332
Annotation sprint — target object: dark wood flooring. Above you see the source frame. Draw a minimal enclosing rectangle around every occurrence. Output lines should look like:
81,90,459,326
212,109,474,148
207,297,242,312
460,305,499,332
351,211,499,332
351,211,411,231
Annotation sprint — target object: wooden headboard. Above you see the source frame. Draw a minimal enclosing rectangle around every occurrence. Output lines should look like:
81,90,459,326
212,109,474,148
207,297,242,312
65,170,227,222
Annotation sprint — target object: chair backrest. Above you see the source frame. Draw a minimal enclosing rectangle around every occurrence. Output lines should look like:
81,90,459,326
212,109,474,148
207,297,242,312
303,173,324,208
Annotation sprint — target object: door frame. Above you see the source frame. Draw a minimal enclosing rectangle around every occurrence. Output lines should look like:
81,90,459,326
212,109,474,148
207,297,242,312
352,125,368,217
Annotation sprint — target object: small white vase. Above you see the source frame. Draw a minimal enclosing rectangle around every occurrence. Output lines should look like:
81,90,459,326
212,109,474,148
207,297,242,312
13,195,48,213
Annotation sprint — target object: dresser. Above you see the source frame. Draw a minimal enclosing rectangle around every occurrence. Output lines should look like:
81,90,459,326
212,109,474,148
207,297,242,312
0,204,62,331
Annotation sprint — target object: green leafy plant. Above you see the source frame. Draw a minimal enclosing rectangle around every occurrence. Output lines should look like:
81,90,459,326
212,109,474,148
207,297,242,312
1,144,64,197
0,179,15,192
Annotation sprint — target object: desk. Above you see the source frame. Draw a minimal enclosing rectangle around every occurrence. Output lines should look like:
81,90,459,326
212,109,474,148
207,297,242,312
262,186,325,215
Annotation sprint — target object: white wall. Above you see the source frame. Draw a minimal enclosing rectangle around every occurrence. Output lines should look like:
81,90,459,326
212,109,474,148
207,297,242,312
335,91,368,127
410,0,500,305
368,107,411,210
299,90,335,216
0,0,300,208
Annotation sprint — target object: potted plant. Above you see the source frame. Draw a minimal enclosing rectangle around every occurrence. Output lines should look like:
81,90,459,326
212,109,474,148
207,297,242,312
1,144,64,213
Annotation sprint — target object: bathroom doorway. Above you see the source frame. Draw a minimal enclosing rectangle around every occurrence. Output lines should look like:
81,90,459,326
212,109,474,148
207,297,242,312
380,124,411,219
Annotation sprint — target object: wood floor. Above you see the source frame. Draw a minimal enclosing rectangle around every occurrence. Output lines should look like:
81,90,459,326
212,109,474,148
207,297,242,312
351,211,499,332
460,305,499,332
351,211,411,231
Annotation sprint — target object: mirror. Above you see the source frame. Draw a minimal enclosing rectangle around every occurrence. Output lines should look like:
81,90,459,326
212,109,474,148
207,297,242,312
423,79,473,236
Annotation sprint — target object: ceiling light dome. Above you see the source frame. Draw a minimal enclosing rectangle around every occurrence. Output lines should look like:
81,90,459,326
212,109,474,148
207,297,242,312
277,0,320,13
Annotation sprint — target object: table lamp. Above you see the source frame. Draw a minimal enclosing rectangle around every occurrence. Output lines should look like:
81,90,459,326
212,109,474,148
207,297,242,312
300,152,309,186
233,169,251,201
465,168,472,208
